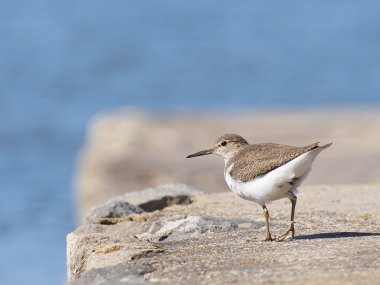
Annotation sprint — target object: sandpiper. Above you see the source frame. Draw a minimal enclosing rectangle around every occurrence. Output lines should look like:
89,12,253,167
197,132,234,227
187,134,332,241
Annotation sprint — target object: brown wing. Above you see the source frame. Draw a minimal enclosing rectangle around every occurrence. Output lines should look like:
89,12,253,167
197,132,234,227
228,142,319,182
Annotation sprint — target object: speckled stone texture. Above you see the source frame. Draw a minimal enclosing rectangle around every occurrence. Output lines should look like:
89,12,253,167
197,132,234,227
67,184,380,285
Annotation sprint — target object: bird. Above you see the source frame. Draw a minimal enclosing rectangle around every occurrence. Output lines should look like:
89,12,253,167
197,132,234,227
186,134,332,241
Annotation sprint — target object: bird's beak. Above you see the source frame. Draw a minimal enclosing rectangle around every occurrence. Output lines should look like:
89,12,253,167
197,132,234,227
186,148,213,158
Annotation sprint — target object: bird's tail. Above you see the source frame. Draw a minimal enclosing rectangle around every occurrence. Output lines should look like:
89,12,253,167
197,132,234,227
307,142,332,161
315,142,333,151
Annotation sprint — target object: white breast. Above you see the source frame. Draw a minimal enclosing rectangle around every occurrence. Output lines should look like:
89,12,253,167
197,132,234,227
224,149,323,205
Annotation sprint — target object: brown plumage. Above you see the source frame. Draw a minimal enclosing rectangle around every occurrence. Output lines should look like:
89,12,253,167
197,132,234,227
217,133,249,145
226,142,320,182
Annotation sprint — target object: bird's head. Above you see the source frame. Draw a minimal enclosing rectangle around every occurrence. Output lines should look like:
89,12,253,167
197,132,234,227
186,133,248,161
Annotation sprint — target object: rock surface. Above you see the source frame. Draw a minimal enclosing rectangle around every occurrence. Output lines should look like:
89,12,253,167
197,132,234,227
137,215,249,242
67,184,380,284
86,184,200,223
74,109,380,221
68,263,154,285
87,201,143,223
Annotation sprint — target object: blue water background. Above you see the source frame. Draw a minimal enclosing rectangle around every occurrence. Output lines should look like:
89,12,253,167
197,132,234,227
1,1,380,284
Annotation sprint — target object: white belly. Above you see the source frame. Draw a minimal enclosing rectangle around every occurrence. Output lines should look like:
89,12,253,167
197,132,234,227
224,150,321,205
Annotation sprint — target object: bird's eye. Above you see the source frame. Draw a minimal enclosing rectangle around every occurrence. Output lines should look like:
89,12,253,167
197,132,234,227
221,141,227,146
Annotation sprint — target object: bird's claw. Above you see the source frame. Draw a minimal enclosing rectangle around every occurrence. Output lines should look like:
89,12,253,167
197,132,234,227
277,221,295,242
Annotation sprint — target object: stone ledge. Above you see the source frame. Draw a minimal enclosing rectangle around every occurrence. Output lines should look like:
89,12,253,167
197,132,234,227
67,183,380,284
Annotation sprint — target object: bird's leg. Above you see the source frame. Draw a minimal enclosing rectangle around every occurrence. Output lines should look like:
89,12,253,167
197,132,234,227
262,205,273,241
277,197,297,242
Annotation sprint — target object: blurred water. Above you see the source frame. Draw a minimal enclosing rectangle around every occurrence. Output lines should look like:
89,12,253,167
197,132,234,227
1,1,380,284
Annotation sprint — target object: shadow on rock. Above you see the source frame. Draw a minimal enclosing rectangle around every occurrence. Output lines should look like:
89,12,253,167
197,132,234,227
297,231,380,240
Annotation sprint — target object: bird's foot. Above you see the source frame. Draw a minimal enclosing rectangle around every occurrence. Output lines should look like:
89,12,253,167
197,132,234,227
277,221,295,242
263,231,274,242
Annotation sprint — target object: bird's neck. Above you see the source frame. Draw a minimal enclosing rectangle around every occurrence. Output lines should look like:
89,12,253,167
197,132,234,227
222,151,239,168
222,153,232,164
222,146,245,164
